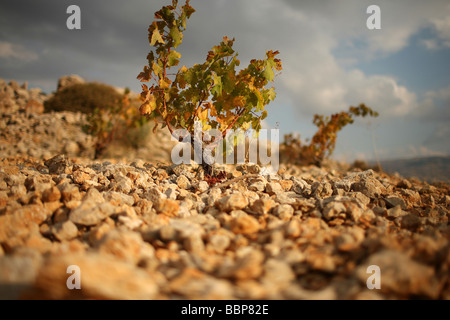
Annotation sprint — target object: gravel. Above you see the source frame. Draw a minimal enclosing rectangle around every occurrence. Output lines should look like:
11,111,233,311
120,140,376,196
1,154,448,300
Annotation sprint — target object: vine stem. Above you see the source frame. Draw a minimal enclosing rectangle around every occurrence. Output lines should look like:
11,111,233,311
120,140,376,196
199,174,260,194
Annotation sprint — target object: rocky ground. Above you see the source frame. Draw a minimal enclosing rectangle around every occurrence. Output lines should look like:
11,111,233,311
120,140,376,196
0,76,176,163
0,77,449,300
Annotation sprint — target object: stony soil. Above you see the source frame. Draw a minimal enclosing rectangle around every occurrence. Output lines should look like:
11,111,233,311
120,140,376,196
0,76,176,163
0,78,449,300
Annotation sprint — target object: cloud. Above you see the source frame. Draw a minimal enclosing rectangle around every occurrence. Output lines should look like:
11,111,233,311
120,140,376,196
0,0,447,96
268,0,422,118
421,38,440,50
282,51,419,118
0,41,38,62
421,14,450,50
430,9,450,48
416,86,450,121
282,0,450,56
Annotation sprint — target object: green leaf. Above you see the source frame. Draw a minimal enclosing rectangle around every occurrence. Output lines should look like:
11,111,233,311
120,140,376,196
152,61,162,76
211,73,223,97
222,72,235,93
266,88,276,101
266,58,276,69
184,67,196,84
180,11,187,29
159,77,171,89
176,67,188,89
169,26,183,48
262,64,274,81
168,50,181,67
261,110,268,120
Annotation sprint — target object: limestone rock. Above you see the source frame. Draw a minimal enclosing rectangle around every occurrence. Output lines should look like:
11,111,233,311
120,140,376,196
250,198,276,215
27,252,158,299
69,201,115,226
356,250,441,298
230,214,260,235
52,221,78,241
216,193,248,212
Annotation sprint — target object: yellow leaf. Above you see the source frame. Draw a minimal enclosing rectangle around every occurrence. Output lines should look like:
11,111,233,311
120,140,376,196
179,65,188,73
139,94,156,115
159,77,171,89
152,61,162,76
139,102,151,115
197,108,208,121
241,122,250,131
233,96,245,108
150,25,165,45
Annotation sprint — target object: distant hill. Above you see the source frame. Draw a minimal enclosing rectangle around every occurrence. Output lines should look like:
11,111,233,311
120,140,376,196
372,156,450,184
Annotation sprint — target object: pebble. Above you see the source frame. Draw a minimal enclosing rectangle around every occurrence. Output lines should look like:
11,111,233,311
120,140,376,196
273,204,294,220
51,220,78,241
96,228,150,264
401,213,422,231
42,186,61,202
183,234,205,254
248,180,266,192
250,198,276,215
262,258,295,285
208,234,231,253
230,214,261,235
216,193,249,212
265,182,283,195
323,202,347,220
176,175,191,189
196,181,209,193
154,198,180,217
218,247,264,280
385,196,407,210
69,201,116,226
386,205,407,218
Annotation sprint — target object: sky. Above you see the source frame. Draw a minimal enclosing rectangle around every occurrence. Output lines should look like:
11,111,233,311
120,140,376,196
1,0,449,162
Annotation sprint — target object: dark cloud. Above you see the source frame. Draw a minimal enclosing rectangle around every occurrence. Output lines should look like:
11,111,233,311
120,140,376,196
0,1,172,91
0,0,285,92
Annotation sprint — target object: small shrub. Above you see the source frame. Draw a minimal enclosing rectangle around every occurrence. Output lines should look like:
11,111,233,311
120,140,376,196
44,82,122,114
280,104,378,166
82,89,150,159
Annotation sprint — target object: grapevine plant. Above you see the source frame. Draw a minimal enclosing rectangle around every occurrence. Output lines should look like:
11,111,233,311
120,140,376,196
137,0,282,175
281,104,378,166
